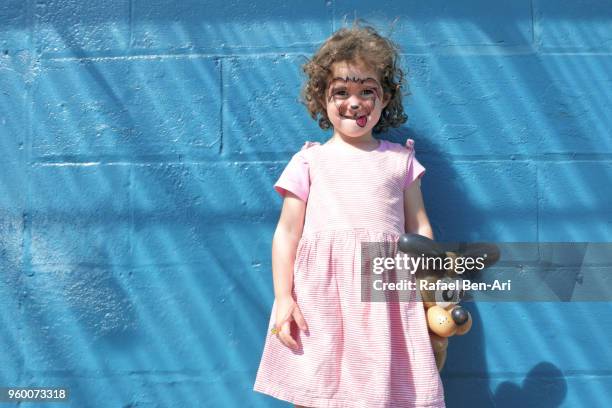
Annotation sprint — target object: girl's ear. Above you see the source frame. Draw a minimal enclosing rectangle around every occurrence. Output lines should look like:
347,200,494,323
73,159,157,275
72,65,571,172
382,93,391,109
318,89,329,111
318,94,327,109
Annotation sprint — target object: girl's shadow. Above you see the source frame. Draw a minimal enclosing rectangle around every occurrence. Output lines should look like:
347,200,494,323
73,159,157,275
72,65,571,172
494,362,567,408
380,127,568,408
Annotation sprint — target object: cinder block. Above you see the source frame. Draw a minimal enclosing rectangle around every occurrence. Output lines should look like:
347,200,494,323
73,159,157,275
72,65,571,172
12,375,145,408
29,373,259,407
130,162,279,264
29,164,131,266
534,79,612,154
94,258,273,373
19,240,273,376
404,54,612,84
20,266,137,372
538,162,612,241
129,222,276,373
406,76,536,156
402,54,612,155
478,303,612,373
487,346,612,408
532,375,612,408
535,0,612,52
0,157,26,270
20,373,244,407
222,55,324,158
0,267,24,386
0,0,28,52
403,53,539,156
132,0,332,52
31,57,221,160
0,66,25,385
0,56,26,159
439,377,495,407
34,0,130,56
444,369,582,408
423,160,538,241
131,162,281,219
534,55,612,89
444,303,612,408
334,0,533,50
0,213,23,273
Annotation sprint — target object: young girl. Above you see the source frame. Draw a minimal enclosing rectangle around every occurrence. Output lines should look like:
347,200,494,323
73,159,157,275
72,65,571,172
254,25,446,408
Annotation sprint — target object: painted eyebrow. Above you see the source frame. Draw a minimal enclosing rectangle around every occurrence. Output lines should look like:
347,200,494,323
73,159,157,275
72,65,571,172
330,86,378,93
330,76,380,85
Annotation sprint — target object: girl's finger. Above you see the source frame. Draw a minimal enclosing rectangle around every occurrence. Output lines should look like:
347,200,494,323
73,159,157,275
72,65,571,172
277,324,291,349
278,304,294,326
293,307,309,333
279,320,298,350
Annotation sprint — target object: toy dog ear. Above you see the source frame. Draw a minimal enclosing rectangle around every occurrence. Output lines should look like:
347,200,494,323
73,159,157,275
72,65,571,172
398,233,445,258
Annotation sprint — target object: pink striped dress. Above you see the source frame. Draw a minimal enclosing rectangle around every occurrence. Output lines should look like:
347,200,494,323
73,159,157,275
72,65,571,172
254,138,446,408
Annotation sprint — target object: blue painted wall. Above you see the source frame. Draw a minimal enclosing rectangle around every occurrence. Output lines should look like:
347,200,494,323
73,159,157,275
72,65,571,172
1,1,611,407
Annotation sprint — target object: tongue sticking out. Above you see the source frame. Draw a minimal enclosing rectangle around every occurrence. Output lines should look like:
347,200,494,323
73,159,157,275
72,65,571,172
356,116,367,127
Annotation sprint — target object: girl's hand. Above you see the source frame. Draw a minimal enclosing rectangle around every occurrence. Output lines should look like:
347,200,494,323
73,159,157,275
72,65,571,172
273,296,309,350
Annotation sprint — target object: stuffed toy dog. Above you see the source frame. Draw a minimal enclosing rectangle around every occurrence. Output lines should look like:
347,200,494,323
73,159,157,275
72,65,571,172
397,234,500,371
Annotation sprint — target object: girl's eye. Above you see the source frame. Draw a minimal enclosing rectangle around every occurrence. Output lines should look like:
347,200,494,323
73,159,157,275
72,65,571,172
362,89,376,97
331,88,377,99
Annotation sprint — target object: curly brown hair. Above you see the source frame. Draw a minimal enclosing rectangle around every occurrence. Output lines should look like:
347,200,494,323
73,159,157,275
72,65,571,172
300,23,408,134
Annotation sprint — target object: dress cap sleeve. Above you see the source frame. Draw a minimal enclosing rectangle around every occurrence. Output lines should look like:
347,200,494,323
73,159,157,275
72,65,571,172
301,141,320,150
273,141,319,202
403,138,426,189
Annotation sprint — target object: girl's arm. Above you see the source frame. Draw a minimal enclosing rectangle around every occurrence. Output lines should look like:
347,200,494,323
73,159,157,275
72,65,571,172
271,191,309,350
272,191,306,300
404,178,434,240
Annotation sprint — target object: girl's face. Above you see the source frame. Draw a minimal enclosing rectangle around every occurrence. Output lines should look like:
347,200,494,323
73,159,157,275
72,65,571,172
325,60,389,139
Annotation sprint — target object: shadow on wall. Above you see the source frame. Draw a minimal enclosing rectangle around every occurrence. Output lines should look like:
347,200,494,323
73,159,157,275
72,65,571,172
382,128,569,408
494,362,567,408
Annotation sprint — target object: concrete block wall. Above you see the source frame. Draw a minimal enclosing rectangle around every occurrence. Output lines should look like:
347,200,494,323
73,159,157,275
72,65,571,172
1,1,611,407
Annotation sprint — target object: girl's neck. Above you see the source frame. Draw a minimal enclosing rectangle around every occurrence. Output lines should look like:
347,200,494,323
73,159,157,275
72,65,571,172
328,130,377,148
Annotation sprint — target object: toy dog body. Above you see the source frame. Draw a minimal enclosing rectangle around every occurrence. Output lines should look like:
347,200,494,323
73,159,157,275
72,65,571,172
397,234,499,371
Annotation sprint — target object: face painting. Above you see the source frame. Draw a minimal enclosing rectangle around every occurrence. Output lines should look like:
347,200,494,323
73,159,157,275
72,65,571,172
327,76,383,129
